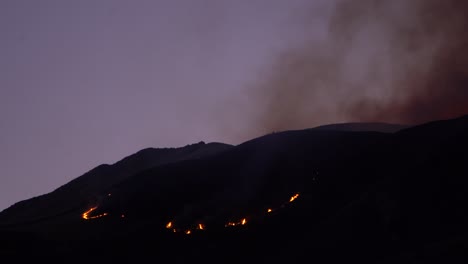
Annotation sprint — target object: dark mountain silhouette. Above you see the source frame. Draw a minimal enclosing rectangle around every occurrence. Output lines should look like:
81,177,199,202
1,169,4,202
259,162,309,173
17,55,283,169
1,115,468,263
0,142,232,225
311,122,409,133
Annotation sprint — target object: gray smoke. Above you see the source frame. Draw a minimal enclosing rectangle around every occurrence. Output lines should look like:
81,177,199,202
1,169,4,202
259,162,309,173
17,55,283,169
241,0,468,139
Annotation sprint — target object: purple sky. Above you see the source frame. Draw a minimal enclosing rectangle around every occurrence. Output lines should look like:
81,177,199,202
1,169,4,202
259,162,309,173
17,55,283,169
0,0,331,211
2,0,467,211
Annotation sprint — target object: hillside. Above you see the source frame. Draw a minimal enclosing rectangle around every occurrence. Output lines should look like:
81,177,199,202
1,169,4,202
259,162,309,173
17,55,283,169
1,115,468,263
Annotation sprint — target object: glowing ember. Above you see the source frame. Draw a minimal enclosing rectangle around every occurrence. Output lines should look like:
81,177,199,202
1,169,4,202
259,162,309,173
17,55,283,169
166,192,300,233
289,193,300,202
82,207,97,219
82,207,108,220
226,218,248,227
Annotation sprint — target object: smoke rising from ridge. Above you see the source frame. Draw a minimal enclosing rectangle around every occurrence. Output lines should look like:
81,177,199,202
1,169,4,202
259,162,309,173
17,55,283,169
240,0,468,139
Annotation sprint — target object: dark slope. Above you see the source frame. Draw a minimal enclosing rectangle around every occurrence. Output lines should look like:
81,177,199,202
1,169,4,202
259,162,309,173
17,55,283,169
95,129,386,232
0,142,232,226
312,122,409,133
1,115,468,263
303,114,468,263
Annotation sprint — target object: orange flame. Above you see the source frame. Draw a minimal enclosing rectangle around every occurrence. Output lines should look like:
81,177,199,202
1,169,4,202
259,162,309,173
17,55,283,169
82,207,97,219
166,192,300,233
225,222,237,227
82,206,108,220
289,193,299,202
225,218,248,227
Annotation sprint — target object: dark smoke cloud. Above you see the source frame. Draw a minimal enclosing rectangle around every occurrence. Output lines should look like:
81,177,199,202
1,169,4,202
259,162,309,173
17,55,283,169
244,0,468,138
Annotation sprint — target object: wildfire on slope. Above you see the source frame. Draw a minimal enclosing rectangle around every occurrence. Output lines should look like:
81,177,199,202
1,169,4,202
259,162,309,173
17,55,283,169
82,206,108,220
80,191,301,234
166,221,206,234
289,193,299,202
225,217,247,227
166,221,179,233
163,192,300,233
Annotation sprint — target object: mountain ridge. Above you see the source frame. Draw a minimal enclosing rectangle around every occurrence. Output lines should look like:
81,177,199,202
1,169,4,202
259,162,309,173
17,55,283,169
1,114,468,263
0,141,232,222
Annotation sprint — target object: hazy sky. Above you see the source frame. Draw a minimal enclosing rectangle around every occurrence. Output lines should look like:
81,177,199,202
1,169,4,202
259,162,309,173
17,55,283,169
0,0,329,211
1,0,467,211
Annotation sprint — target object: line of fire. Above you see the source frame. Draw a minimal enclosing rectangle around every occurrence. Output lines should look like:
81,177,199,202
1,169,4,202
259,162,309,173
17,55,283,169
165,193,300,235
81,192,300,235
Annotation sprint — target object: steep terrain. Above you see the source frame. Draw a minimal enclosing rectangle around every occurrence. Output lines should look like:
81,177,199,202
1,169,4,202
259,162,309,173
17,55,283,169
1,116,468,263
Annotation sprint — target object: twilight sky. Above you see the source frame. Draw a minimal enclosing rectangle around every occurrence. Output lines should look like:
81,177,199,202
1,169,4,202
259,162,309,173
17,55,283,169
1,0,467,211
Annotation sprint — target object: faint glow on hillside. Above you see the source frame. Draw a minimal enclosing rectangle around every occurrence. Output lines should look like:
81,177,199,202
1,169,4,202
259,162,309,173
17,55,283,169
82,206,108,220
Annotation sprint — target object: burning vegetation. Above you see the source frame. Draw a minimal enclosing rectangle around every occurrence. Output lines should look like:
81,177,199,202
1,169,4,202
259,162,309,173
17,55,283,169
225,218,247,227
82,206,108,220
162,193,300,235
81,191,301,234
289,193,299,202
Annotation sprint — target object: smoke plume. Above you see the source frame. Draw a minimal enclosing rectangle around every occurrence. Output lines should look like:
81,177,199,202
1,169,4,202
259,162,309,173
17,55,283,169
244,0,468,138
